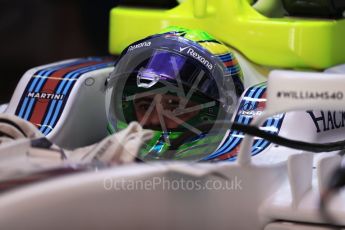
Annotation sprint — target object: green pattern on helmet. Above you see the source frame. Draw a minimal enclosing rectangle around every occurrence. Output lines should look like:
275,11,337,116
159,26,188,34
138,130,224,161
161,26,217,44
175,134,223,160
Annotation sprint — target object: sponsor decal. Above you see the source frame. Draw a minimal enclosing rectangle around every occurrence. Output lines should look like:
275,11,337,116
307,111,345,133
15,58,114,136
238,110,263,116
238,102,263,116
128,42,151,51
179,46,190,52
185,47,213,70
277,91,344,100
27,91,64,101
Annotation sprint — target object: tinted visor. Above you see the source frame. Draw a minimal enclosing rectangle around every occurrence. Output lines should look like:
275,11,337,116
136,49,220,100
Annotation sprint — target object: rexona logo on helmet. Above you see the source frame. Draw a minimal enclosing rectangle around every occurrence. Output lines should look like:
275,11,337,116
105,27,244,161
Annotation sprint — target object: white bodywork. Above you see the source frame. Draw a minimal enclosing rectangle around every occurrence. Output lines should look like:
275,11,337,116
4,59,114,149
1,59,345,229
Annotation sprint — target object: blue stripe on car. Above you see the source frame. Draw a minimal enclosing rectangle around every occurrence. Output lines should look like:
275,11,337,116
41,62,113,135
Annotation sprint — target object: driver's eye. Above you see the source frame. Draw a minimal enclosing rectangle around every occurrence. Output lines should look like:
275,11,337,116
163,99,180,111
135,101,152,111
165,105,178,112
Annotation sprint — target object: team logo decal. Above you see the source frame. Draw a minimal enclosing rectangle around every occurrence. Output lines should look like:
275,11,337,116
15,58,114,135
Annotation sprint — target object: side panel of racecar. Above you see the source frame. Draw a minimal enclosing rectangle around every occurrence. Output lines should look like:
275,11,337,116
4,57,115,149
204,82,286,162
208,81,345,164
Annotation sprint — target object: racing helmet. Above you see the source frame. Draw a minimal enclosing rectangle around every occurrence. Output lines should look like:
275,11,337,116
105,27,244,161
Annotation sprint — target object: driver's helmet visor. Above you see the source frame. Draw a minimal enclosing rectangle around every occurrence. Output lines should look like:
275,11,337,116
106,38,237,161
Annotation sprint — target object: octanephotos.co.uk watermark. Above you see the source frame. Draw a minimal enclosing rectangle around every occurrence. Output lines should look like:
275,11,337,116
103,176,243,191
